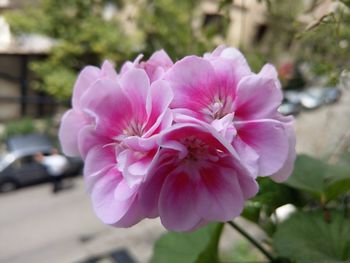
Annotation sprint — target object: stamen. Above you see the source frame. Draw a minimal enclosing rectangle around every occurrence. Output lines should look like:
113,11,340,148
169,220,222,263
202,94,234,120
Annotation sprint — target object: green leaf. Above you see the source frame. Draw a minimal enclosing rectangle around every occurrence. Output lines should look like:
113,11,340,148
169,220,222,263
150,223,224,263
285,155,327,196
285,155,350,202
273,211,350,262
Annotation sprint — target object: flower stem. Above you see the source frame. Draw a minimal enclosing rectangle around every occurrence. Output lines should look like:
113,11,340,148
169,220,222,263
227,220,275,262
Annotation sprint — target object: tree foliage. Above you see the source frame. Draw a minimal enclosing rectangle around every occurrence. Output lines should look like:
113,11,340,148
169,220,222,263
5,0,140,99
5,0,225,99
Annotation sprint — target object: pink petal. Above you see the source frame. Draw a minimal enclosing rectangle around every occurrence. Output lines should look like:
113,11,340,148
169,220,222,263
159,122,233,157
195,165,245,221
59,109,88,156
232,136,259,178
170,115,240,159
122,136,158,152
271,121,296,182
80,78,132,137
111,199,144,228
120,68,150,121
119,61,134,76
144,79,174,136
139,151,176,218
211,113,237,142
116,148,156,187
234,71,283,120
205,45,226,57
148,49,173,68
159,170,201,232
89,167,142,225
220,47,249,61
84,145,115,183
78,125,111,160
101,60,118,81
236,169,260,199
235,120,289,176
165,56,217,113
141,49,173,82
207,47,251,100
209,58,246,100
114,179,139,201
72,66,100,108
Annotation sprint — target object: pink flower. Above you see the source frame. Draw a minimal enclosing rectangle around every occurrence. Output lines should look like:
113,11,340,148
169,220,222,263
120,50,173,82
59,61,117,157
140,121,258,232
59,67,173,227
164,46,295,181
59,46,296,231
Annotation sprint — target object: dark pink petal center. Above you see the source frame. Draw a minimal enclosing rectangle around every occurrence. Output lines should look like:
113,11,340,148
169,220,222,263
180,136,221,165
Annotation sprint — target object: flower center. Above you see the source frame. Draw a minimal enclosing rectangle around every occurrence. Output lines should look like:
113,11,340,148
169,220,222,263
124,120,144,137
202,94,234,121
113,120,145,146
180,136,219,164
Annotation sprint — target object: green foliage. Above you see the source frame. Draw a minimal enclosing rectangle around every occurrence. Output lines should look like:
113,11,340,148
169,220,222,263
150,223,223,263
5,0,228,99
2,118,37,139
242,177,303,236
138,0,215,60
273,211,350,263
296,4,350,85
286,155,350,203
222,240,263,263
5,0,139,99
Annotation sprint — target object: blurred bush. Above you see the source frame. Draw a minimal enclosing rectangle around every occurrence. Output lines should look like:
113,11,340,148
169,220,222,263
2,117,37,140
5,0,228,100
5,0,140,100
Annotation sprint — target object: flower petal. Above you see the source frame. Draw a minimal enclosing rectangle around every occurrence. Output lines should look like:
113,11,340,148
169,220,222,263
139,151,176,218
144,79,174,136
119,68,150,121
101,60,118,80
159,170,201,232
78,125,111,160
165,56,217,113
234,69,283,120
271,121,296,182
89,167,143,226
195,165,245,221
141,49,173,82
72,66,100,109
80,78,132,137
59,109,88,156
84,145,115,182
235,120,289,176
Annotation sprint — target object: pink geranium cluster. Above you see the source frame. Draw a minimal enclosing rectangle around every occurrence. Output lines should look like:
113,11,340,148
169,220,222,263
59,46,295,232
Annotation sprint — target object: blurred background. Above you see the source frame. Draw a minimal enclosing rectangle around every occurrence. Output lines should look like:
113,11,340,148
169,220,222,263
0,0,350,262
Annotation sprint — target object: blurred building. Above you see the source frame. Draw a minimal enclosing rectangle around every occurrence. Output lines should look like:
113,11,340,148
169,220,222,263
199,0,266,47
0,0,55,122
200,0,336,48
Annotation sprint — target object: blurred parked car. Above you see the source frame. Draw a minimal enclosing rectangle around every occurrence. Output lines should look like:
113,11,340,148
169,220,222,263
278,90,302,116
0,134,82,193
279,87,341,115
300,87,341,110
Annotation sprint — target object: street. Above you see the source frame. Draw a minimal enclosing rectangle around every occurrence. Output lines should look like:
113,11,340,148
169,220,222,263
0,179,165,263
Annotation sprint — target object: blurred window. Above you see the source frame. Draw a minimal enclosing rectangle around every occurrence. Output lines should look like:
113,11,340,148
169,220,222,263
11,155,35,169
254,24,268,44
203,13,226,36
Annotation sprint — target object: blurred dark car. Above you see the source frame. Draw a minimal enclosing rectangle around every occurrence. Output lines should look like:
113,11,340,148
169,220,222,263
279,87,341,115
0,134,82,193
